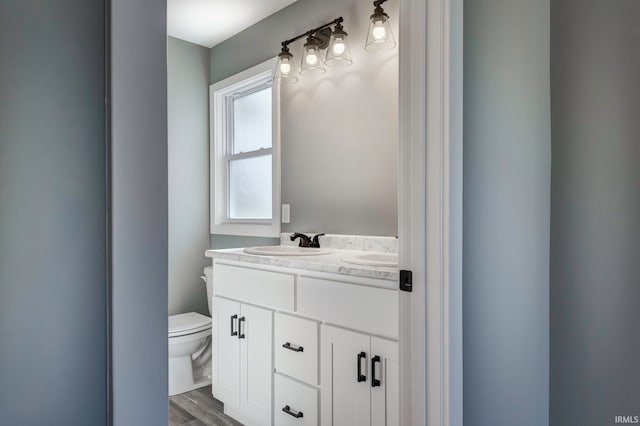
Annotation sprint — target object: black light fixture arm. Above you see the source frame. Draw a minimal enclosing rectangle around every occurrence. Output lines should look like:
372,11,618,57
373,0,389,7
281,17,344,48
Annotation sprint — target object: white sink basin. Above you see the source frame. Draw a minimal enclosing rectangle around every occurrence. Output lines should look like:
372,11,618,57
243,246,334,256
341,253,398,267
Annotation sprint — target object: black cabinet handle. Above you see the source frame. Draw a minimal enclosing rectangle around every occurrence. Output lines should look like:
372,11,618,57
371,355,381,387
238,316,246,339
230,315,238,336
282,405,304,419
357,351,367,382
282,342,304,352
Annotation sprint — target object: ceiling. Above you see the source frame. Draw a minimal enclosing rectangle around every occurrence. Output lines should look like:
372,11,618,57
168,0,300,48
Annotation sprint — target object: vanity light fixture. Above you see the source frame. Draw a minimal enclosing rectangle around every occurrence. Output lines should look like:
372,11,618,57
274,17,352,84
365,0,396,52
274,45,298,84
325,22,353,67
300,35,326,75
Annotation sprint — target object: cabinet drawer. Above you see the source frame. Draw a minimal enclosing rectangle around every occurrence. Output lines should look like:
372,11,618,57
297,276,398,338
275,313,319,385
274,374,318,426
213,263,295,310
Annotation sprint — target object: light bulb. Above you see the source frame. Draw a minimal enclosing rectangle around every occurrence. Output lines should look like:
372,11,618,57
372,21,387,40
280,61,291,75
305,51,318,65
332,39,346,55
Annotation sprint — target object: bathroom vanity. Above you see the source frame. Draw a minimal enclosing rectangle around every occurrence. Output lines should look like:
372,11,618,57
205,235,399,426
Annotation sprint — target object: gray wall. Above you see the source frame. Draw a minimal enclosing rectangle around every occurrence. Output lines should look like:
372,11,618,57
209,0,399,248
210,234,280,249
463,1,550,425
168,37,210,316
550,1,640,425
0,0,107,424
111,0,168,424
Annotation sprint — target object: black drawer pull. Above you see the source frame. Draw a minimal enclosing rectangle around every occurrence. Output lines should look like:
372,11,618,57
230,315,238,336
282,342,304,352
282,405,304,419
357,351,367,382
371,355,381,387
238,316,246,339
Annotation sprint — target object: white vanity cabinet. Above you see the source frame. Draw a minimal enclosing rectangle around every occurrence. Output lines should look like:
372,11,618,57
212,296,273,426
209,259,398,426
320,325,399,426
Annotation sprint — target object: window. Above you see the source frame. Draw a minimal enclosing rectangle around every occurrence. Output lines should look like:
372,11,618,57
210,58,281,237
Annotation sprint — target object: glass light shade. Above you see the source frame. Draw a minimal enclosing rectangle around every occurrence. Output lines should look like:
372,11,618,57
300,38,326,76
365,13,396,52
274,48,298,84
325,30,353,67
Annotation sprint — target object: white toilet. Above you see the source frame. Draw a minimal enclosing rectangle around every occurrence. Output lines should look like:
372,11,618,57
168,266,214,396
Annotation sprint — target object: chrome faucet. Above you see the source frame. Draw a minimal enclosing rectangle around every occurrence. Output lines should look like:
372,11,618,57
290,232,325,248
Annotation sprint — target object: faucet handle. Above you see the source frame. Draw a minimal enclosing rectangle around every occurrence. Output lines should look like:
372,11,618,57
311,233,325,248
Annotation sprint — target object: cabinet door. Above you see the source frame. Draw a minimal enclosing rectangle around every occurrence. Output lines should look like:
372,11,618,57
370,337,399,426
321,325,371,426
240,304,273,425
212,297,241,409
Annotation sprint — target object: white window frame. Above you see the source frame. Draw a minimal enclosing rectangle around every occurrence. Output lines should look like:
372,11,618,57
209,57,281,237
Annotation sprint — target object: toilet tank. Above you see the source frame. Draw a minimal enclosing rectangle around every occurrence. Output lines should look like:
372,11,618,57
204,266,214,315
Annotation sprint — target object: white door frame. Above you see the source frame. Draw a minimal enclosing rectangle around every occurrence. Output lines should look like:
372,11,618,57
398,0,462,425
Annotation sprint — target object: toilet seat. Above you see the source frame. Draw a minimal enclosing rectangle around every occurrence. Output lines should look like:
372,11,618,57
169,312,211,338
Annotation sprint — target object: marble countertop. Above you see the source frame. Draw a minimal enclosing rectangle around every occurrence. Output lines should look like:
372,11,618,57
205,247,399,282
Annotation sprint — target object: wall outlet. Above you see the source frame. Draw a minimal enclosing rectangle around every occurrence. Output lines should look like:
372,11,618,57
281,204,290,224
